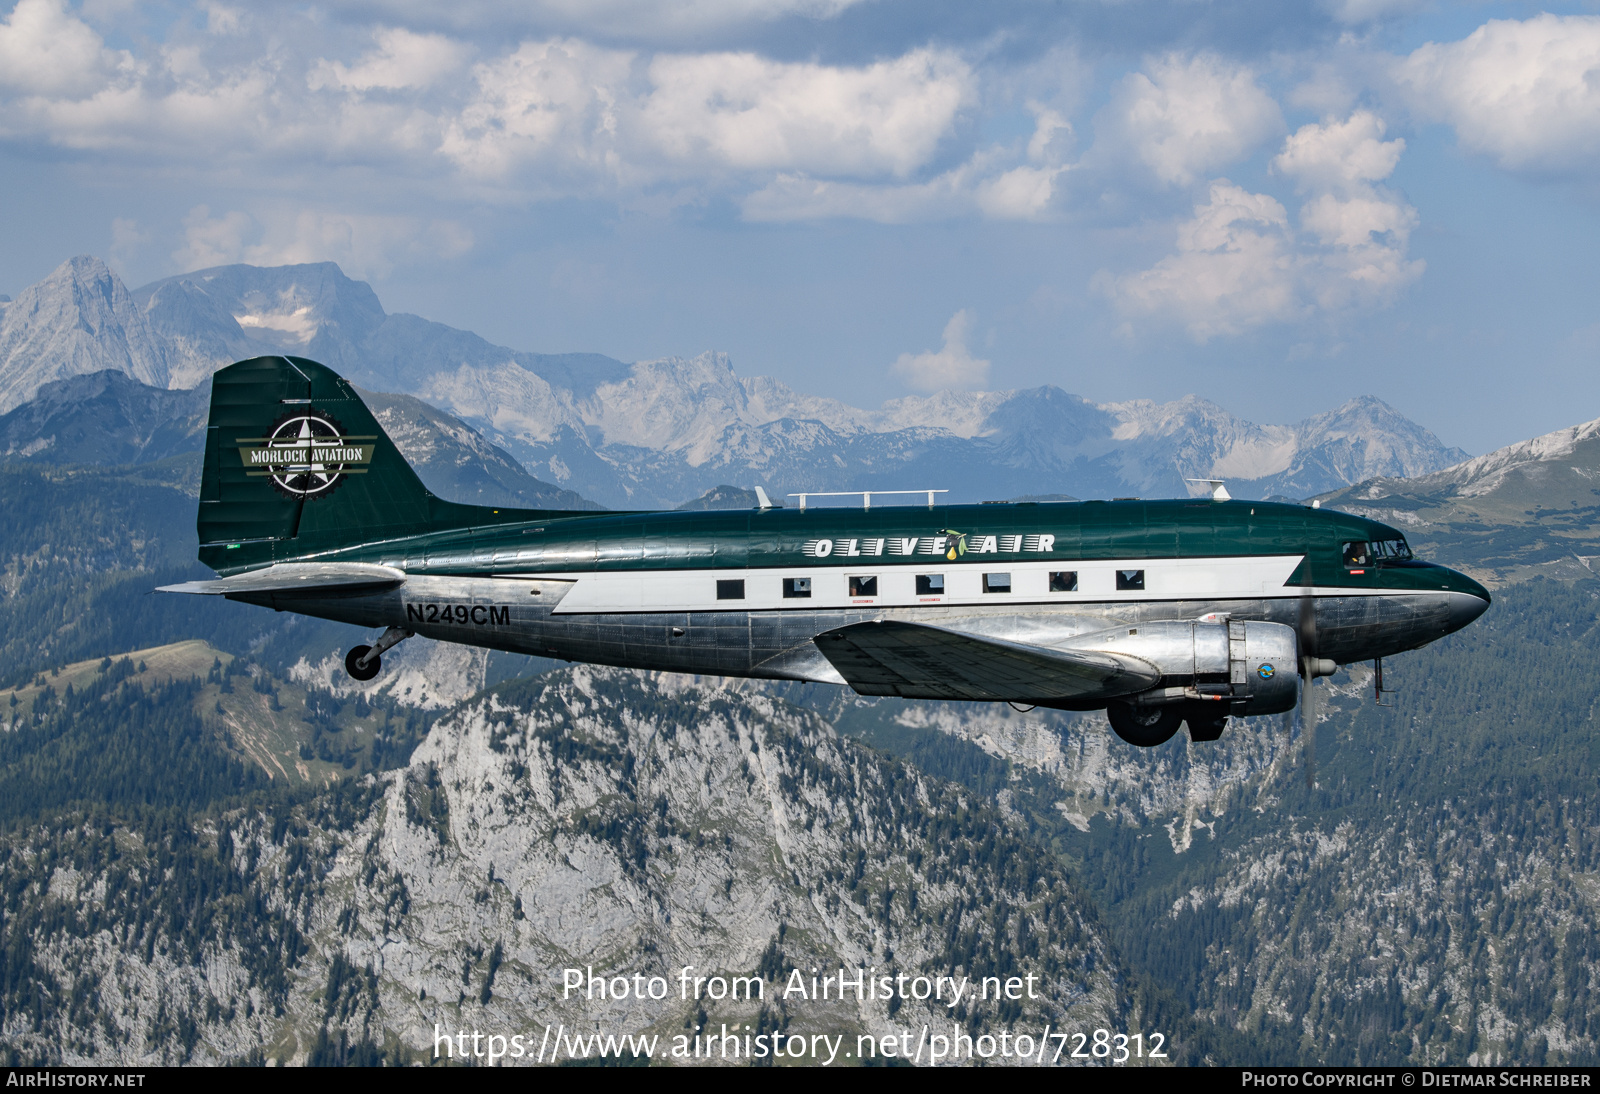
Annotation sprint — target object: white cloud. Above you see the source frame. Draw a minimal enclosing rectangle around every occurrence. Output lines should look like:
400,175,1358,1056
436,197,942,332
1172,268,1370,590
975,165,1064,219
1101,112,1422,339
1026,104,1072,165
309,27,471,92
0,8,1126,229
638,49,972,179
891,310,991,392
1272,110,1403,194
439,38,633,180
1100,182,1301,340
1094,53,1283,186
1274,112,1421,311
173,206,473,278
440,42,974,189
1395,14,1600,173
742,105,1068,223
0,0,131,98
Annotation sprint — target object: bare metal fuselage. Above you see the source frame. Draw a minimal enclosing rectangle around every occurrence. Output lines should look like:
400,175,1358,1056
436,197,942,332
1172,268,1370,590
238,570,1475,691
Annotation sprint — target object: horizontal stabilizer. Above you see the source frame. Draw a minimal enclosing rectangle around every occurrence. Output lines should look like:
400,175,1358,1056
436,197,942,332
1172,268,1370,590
814,619,1160,702
156,562,405,596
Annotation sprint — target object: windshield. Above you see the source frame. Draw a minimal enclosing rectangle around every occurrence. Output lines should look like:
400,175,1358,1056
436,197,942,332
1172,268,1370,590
1343,538,1412,567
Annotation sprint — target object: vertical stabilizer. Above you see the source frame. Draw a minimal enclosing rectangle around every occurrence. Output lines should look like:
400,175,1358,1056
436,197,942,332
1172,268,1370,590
198,356,437,573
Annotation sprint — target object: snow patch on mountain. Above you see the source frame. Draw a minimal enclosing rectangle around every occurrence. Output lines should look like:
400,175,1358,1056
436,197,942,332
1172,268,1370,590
1390,415,1600,499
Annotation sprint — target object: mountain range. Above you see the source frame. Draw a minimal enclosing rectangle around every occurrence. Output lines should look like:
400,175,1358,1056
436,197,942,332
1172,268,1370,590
1319,412,1600,585
0,369,594,512
0,255,1470,509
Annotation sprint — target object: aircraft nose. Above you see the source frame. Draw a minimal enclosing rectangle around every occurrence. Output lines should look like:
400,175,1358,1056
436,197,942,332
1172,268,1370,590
1444,589,1490,634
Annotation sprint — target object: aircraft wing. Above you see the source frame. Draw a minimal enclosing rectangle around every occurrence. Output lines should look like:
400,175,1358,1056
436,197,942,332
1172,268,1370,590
813,619,1160,702
156,562,405,596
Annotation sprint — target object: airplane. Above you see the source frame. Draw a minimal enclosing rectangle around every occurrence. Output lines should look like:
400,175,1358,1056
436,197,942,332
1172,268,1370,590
159,355,1491,748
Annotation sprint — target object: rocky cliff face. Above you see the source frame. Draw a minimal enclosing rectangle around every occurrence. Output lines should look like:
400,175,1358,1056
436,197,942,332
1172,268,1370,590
1,667,1123,1065
0,258,173,413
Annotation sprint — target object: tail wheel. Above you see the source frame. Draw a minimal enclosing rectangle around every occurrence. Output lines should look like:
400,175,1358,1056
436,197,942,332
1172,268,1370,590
345,645,380,682
1183,702,1229,742
1106,702,1182,747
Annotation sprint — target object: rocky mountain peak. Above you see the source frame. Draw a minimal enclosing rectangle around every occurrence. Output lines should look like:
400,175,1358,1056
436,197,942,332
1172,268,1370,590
135,261,387,378
0,256,170,414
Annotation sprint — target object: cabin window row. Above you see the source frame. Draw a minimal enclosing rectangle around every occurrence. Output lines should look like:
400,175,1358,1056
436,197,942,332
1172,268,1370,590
726,569,1121,600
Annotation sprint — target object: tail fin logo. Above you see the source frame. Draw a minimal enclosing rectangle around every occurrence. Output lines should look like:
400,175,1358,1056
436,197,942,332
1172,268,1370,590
236,412,375,497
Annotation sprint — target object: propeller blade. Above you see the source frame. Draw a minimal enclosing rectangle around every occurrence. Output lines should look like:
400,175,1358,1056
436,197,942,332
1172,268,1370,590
1302,654,1316,790
1298,553,1317,791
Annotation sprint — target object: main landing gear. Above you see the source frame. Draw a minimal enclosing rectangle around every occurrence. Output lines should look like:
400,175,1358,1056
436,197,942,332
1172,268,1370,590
1106,700,1229,747
344,626,412,682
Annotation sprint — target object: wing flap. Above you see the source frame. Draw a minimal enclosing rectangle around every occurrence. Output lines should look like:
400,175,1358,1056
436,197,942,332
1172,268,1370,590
156,562,405,596
814,619,1160,702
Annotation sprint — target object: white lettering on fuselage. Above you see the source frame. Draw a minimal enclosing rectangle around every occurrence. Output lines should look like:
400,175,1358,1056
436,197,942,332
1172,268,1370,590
806,534,1054,558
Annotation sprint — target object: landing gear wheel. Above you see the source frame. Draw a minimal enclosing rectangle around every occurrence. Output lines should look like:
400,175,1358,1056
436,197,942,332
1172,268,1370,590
1182,702,1229,742
345,645,380,682
1106,702,1182,747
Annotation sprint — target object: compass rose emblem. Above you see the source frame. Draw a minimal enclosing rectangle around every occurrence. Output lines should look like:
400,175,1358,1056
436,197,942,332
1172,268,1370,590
236,412,376,497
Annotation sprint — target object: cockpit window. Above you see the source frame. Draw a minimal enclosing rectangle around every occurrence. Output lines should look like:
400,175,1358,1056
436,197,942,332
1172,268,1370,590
1343,539,1411,568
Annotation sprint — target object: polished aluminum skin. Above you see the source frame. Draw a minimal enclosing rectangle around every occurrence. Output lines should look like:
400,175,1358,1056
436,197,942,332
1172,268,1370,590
239,578,1482,711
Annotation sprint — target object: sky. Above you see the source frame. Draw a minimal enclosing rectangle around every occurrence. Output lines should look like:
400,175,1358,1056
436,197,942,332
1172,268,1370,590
2,0,1599,454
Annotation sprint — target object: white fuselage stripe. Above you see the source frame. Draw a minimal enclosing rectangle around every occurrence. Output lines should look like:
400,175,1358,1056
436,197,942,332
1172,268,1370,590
494,555,1411,615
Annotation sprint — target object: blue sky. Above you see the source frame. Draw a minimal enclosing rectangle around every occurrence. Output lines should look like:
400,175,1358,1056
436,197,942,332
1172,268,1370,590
1,0,1598,452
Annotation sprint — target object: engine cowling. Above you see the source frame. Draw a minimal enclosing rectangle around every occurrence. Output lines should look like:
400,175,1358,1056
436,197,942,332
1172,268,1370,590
1061,619,1300,716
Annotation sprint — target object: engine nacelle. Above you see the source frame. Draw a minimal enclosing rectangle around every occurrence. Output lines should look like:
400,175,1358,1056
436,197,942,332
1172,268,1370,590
1062,619,1300,716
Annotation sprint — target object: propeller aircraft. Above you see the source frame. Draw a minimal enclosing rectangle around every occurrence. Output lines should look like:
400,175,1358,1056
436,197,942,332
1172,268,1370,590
160,356,1491,750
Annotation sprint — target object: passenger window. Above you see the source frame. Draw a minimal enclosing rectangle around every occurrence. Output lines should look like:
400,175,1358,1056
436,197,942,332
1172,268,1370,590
982,573,1011,594
1116,569,1145,591
849,576,878,597
1342,541,1370,568
782,577,811,599
716,579,745,600
916,574,944,596
1049,571,1078,592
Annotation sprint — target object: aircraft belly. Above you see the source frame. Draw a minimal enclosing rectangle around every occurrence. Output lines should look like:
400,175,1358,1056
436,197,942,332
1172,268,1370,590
229,587,406,631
